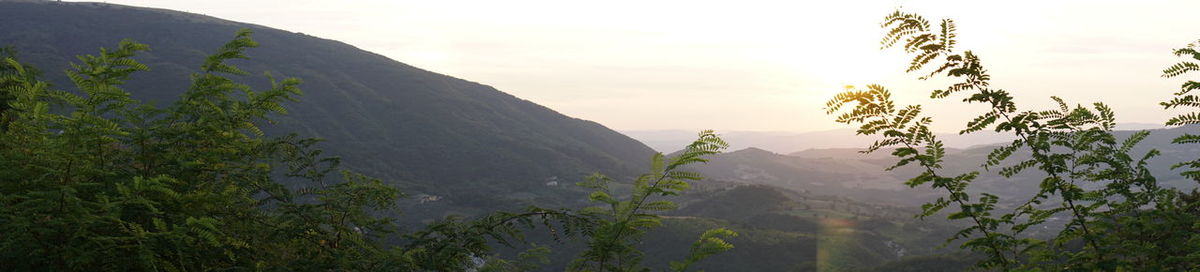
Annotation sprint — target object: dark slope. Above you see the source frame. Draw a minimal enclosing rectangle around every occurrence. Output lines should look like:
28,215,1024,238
0,1,656,210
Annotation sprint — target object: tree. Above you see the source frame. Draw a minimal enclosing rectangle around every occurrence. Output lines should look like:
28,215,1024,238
826,11,1200,271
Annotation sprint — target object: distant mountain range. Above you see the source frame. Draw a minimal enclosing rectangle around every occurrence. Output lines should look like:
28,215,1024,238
0,0,655,218
682,125,1198,207
624,123,1166,154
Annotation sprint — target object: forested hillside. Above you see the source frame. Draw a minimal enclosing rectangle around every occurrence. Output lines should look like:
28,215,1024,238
0,1,656,219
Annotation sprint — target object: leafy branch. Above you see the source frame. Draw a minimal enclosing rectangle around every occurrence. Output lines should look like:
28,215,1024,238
570,130,734,272
827,10,1200,270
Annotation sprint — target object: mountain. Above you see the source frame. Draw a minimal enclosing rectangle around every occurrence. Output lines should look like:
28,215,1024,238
623,128,1018,154
0,1,656,216
687,126,1199,208
681,147,943,206
624,123,1171,154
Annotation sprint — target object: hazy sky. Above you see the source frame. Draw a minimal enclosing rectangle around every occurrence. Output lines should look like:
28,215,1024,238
73,0,1199,133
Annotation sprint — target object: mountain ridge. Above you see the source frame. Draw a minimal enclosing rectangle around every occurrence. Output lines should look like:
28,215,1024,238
625,122,1168,154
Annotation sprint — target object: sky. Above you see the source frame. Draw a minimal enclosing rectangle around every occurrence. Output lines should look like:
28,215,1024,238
71,0,1199,133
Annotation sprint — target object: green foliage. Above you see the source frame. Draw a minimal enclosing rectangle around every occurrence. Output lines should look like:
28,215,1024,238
0,46,40,122
0,28,738,271
0,29,422,271
0,29,543,271
1163,40,1200,180
827,10,1200,271
669,228,737,272
569,131,735,272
